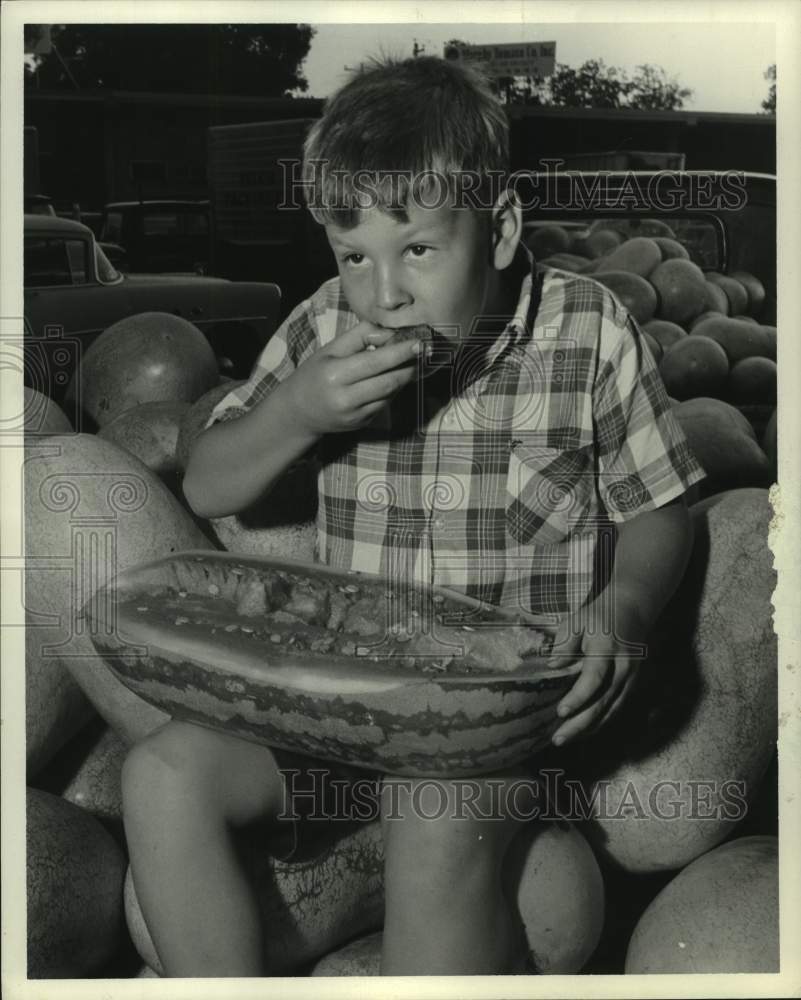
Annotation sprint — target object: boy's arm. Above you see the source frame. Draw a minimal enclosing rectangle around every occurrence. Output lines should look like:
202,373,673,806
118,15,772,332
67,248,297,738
183,323,426,519
547,495,694,744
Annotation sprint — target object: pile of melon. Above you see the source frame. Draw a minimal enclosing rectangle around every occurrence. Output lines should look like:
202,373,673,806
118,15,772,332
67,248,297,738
529,221,778,489
20,309,779,978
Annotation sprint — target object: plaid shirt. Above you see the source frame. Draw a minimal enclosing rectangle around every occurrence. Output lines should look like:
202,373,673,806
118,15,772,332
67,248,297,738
207,251,705,622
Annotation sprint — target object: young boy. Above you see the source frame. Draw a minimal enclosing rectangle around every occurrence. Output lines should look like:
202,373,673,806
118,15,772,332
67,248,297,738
122,56,705,977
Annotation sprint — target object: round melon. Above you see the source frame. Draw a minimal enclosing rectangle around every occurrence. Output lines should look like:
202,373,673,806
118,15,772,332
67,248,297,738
129,815,603,976
691,316,772,365
689,309,726,332
175,380,246,473
672,398,772,493
762,407,777,481
650,259,708,326
760,325,777,360
23,388,73,435
208,457,319,562
658,335,730,400
584,228,623,259
729,270,766,317
65,312,219,429
63,725,126,824
625,836,778,973
24,434,213,755
726,356,777,404
526,225,570,258
97,400,189,479
594,237,662,278
564,489,777,872
652,237,689,262
643,319,688,352
705,273,749,316
592,271,658,325
701,280,730,316
27,787,127,977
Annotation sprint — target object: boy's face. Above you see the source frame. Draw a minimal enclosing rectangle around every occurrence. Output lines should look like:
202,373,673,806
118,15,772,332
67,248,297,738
324,200,509,344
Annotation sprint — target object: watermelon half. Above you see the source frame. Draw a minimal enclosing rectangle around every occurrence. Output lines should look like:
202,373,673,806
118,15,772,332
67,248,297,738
84,552,579,777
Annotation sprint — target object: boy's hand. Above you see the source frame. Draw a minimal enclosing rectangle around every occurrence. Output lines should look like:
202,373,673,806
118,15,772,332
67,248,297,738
284,321,427,436
546,595,648,746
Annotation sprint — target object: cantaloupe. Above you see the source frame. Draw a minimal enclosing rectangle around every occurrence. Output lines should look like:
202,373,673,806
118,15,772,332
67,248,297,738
24,434,213,754
650,259,707,326
701,280,730,316
624,836,778,973
97,400,189,481
23,388,73,435
729,270,766,317
27,788,127,977
705,273,749,316
207,457,319,562
689,309,726,332
672,398,772,493
658,335,730,400
594,237,662,278
726,356,777,404
540,253,594,274
760,325,777,360
36,720,126,825
175,381,247,473
128,815,604,976
652,237,689,262
691,316,773,365
592,271,658,325
583,228,623,259
562,489,776,873
65,312,219,429
526,225,570,258
643,319,687,352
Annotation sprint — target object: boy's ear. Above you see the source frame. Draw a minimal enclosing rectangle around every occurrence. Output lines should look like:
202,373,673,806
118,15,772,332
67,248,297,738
490,189,523,270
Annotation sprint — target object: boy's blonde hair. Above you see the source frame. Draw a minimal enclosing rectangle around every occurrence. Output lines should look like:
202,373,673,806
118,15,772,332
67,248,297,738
302,55,510,228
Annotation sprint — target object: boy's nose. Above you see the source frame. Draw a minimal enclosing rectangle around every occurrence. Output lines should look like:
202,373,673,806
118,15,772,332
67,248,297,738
373,262,411,312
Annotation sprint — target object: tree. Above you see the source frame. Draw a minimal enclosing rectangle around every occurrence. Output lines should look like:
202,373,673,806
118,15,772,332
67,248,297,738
508,58,692,110
761,64,776,114
25,23,315,96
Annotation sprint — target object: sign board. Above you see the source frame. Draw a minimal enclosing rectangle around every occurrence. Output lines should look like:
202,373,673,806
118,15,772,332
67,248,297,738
445,41,556,79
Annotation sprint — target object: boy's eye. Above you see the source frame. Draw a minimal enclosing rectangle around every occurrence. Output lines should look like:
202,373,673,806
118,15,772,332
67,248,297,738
342,253,365,265
407,244,431,258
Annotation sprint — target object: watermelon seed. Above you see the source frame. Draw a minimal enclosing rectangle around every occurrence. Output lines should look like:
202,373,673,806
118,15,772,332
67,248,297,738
174,616,189,625
270,634,282,643
344,584,360,593
241,625,254,633
178,591,188,598
224,624,238,632
136,606,149,612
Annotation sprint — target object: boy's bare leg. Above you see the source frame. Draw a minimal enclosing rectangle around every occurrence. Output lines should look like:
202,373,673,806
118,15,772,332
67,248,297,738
121,720,286,977
380,772,530,975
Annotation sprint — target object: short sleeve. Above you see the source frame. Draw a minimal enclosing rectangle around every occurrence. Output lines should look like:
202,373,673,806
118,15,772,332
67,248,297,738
593,312,706,522
205,281,339,430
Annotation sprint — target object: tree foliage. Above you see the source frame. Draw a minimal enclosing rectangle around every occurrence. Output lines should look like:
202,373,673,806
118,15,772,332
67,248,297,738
25,23,315,96
761,64,776,114
513,59,692,109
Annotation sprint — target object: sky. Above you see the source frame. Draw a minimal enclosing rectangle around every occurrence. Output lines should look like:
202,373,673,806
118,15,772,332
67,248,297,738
301,22,775,114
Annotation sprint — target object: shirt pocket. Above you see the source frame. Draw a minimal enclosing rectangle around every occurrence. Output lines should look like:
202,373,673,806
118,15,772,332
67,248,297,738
505,439,595,546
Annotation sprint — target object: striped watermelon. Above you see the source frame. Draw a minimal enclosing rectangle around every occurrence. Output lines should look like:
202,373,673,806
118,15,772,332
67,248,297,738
85,552,578,777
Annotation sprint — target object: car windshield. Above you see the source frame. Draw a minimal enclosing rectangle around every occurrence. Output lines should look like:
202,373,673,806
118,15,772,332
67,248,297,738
95,242,122,283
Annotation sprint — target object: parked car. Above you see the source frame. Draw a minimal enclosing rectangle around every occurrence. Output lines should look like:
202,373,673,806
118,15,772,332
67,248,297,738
23,214,281,407
99,199,211,274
